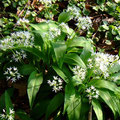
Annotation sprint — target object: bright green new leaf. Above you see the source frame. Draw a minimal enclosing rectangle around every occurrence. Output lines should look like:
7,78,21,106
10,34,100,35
58,12,72,23
27,71,43,108
92,99,103,120
64,53,86,68
67,37,92,48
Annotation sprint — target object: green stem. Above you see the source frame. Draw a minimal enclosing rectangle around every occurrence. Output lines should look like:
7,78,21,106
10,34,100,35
88,100,92,120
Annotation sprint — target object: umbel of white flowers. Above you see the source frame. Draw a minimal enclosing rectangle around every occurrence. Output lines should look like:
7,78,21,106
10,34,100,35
12,50,27,62
73,52,120,82
87,52,120,79
39,0,56,5
0,31,34,51
86,86,99,100
4,67,22,82
17,18,29,25
47,76,63,93
0,108,15,120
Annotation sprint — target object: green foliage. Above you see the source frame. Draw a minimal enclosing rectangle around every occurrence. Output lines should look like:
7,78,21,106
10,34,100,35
27,71,43,108
0,0,120,120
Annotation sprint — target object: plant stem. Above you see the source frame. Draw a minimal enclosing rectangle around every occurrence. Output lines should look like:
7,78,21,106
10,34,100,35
88,100,92,120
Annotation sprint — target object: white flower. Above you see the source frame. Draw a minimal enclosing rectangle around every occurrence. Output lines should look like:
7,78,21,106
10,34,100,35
12,50,27,62
76,16,92,30
17,18,29,25
4,67,22,82
0,108,15,120
66,5,81,19
0,31,34,50
47,76,63,93
73,66,86,83
86,86,99,100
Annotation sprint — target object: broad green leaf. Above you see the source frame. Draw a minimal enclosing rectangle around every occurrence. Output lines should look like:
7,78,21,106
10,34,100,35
89,80,119,92
52,65,68,83
99,89,119,116
19,64,36,75
80,48,92,64
30,21,57,32
92,99,103,120
16,110,32,120
45,93,64,120
58,12,72,23
67,37,92,48
52,41,67,68
64,53,86,68
64,84,81,120
5,91,13,114
27,71,43,108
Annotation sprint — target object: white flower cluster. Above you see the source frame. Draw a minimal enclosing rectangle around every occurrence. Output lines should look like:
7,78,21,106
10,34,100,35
86,86,99,100
87,52,120,79
76,16,92,30
0,31,34,50
59,23,69,33
4,67,22,82
43,27,61,41
17,18,29,25
47,76,63,93
12,50,27,62
39,0,56,5
72,66,86,83
66,5,81,20
0,108,15,120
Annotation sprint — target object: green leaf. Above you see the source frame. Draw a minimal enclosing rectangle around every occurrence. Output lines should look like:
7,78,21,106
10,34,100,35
67,37,92,48
64,84,81,120
5,91,13,114
92,99,103,120
52,65,68,83
64,53,86,68
80,48,92,64
97,0,105,4
19,64,36,75
99,89,119,116
45,93,64,120
31,100,49,119
27,71,43,108
16,110,32,120
89,80,119,92
52,41,67,68
58,12,72,23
